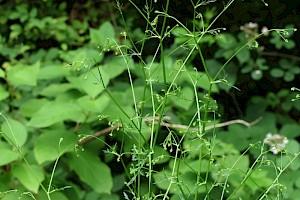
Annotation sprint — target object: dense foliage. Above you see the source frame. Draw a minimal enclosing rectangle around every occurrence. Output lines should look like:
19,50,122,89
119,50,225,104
0,0,299,199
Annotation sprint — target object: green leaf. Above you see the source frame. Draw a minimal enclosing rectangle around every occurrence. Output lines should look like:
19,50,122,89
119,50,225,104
11,163,44,193
38,63,70,80
90,21,115,45
61,47,103,64
67,67,110,98
251,70,263,80
34,130,78,164
6,62,40,86
0,68,5,78
19,98,49,117
270,68,284,78
169,86,194,110
68,150,113,194
40,83,74,97
76,94,110,114
0,141,19,166
216,33,237,49
28,102,83,128
279,124,300,138
236,48,250,64
0,85,9,101
102,56,131,79
1,118,27,147
284,71,294,82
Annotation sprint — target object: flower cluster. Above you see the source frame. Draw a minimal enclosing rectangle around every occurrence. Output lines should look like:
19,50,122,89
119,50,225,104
264,133,289,154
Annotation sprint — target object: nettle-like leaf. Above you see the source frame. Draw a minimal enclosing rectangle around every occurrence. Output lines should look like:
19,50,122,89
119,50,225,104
67,150,113,194
6,61,40,87
28,102,84,128
1,117,28,147
11,163,44,193
34,130,78,164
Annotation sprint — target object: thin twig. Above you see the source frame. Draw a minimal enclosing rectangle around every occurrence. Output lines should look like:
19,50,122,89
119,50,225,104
259,51,300,62
78,124,121,145
78,117,262,145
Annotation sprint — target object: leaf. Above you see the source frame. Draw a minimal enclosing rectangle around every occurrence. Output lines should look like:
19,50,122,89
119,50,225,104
61,47,103,64
279,124,300,138
0,85,9,101
251,70,263,80
34,130,78,164
76,94,110,114
169,86,194,110
1,117,27,147
216,33,237,49
102,56,131,79
90,21,115,45
38,63,70,80
270,68,284,78
40,83,74,97
28,102,83,128
19,98,49,117
236,48,250,64
0,141,19,166
67,67,110,98
11,163,44,193
6,62,40,86
68,150,113,194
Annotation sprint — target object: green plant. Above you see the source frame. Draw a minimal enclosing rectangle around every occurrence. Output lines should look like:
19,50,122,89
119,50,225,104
1,0,300,200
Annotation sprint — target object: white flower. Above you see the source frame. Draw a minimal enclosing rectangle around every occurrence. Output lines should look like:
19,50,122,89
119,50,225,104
264,133,288,154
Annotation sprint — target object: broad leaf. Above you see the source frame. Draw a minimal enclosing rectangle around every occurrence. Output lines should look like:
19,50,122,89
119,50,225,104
68,150,113,194
67,67,110,98
6,62,40,86
0,85,9,101
0,141,19,166
1,117,27,147
90,21,115,45
34,130,78,164
28,102,83,128
11,163,44,193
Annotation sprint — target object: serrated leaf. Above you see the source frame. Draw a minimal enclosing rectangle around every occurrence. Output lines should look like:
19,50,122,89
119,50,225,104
1,118,27,147
0,141,19,166
11,163,44,193
6,62,40,86
34,130,78,164
68,150,113,194
28,102,83,128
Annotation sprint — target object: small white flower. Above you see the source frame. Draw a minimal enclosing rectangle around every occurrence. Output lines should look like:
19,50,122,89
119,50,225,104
261,26,269,35
264,133,288,154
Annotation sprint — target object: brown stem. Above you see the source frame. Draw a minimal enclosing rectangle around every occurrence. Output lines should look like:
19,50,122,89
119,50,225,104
259,51,300,62
78,117,262,145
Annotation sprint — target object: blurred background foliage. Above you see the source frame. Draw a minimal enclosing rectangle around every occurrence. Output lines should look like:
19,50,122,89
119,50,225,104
0,0,299,199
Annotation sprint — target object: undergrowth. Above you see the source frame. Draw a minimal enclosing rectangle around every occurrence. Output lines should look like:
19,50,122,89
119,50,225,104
1,0,299,200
